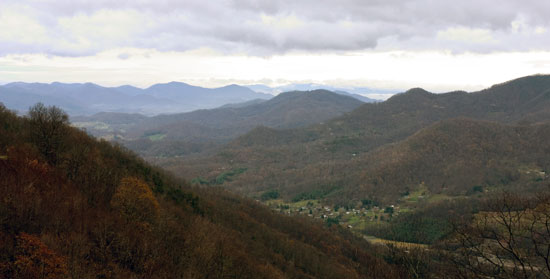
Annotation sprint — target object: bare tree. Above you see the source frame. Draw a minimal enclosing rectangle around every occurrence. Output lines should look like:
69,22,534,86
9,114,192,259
447,191,550,278
27,103,69,164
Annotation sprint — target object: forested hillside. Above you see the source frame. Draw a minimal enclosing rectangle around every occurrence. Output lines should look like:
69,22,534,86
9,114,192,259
165,75,550,204
0,103,407,278
352,118,550,201
170,118,549,205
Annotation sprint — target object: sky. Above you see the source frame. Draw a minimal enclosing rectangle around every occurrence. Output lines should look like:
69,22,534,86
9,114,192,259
1,0,550,96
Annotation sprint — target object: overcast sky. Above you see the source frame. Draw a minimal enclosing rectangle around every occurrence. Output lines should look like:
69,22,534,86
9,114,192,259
1,0,550,95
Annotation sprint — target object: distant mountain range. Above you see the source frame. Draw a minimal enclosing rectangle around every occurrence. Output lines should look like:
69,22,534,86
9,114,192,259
0,81,272,115
73,89,365,156
0,81,386,116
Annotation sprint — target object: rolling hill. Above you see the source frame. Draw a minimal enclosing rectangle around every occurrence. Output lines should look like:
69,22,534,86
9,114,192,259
130,89,365,136
224,75,550,157
160,75,550,206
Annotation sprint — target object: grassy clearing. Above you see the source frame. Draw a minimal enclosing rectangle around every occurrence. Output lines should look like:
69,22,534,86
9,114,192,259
265,199,318,210
292,199,318,207
401,183,429,203
400,183,456,204
72,121,111,130
147,133,167,141
264,199,285,206
364,235,428,249
346,215,368,230
426,193,453,203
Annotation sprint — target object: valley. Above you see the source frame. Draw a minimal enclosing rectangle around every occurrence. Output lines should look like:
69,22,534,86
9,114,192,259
27,75,544,261
145,75,550,250
2,75,550,278
70,76,550,248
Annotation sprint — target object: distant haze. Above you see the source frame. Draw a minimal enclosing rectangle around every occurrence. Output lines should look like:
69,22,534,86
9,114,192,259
0,81,271,115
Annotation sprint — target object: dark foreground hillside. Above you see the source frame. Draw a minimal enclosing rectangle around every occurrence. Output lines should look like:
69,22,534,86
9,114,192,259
0,103,405,278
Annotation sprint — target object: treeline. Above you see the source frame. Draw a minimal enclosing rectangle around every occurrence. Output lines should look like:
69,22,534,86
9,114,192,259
0,103,407,278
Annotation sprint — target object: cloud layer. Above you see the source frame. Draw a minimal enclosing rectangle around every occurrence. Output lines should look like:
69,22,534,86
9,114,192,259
2,0,550,56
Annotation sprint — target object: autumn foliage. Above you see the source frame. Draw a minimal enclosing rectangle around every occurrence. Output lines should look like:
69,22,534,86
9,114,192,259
1,233,68,279
0,103,406,278
111,177,160,224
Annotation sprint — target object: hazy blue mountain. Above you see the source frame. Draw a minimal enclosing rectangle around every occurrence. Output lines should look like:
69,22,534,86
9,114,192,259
246,83,398,102
113,85,145,96
0,81,272,116
144,82,272,110
0,82,131,115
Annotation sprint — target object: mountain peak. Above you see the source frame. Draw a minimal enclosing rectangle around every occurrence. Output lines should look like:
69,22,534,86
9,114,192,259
167,81,190,85
83,82,100,88
404,87,431,95
221,84,241,88
385,87,432,103
146,81,193,90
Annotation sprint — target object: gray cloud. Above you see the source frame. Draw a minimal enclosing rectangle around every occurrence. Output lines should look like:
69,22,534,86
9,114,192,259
1,0,550,56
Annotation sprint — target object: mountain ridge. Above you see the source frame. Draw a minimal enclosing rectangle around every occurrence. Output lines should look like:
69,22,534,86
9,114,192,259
116,89,366,156
0,81,271,116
